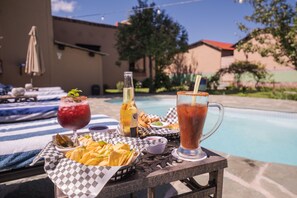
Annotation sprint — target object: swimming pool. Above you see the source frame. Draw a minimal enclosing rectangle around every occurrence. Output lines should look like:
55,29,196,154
107,97,297,166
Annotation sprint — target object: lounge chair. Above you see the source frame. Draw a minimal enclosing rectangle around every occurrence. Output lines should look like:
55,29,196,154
9,86,67,101
0,83,13,95
0,100,59,123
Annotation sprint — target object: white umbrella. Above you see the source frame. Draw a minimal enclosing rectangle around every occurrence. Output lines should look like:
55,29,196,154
25,26,45,86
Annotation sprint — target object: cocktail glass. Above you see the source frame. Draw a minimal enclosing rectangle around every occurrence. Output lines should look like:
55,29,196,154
172,91,224,161
57,96,91,143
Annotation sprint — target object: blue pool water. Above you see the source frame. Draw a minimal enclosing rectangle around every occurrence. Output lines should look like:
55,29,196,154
107,97,297,166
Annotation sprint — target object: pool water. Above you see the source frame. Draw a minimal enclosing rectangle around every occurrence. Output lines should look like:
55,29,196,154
107,97,297,166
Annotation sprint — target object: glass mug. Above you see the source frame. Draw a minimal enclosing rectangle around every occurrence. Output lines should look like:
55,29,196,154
174,91,224,161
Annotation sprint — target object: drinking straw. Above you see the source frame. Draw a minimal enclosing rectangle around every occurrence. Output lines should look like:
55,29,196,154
192,75,201,104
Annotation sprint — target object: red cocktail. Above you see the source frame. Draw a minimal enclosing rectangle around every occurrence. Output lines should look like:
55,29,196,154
57,96,91,140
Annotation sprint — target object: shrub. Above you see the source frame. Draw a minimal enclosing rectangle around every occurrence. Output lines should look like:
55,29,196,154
116,81,124,91
155,73,171,90
142,78,153,88
135,81,142,88
103,84,109,93
170,73,196,87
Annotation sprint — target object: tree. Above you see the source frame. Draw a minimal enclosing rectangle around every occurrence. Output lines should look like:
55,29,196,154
237,0,297,69
116,0,188,92
170,53,198,86
209,61,269,89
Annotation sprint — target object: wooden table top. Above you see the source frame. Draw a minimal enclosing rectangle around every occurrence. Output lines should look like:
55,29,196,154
98,140,228,197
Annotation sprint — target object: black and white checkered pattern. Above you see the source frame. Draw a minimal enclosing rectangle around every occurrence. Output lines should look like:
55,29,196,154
163,107,178,124
31,133,157,198
140,107,180,137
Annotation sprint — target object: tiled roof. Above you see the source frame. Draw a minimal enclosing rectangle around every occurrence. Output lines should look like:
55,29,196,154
202,40,234,50
190,39,235,51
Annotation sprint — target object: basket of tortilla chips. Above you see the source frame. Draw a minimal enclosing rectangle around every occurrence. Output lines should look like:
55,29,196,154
63,135,139,181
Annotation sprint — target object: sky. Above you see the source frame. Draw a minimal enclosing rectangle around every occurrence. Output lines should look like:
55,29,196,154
50,0,290,44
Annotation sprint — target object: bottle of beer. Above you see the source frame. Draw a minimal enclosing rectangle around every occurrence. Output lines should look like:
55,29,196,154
120,71,138,137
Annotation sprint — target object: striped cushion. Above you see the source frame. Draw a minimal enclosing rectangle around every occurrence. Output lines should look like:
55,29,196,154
0,101,59,123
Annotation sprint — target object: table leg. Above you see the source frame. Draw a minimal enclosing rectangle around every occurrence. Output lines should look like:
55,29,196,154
54,186,67,198
209,169,224,198
147,187,155,198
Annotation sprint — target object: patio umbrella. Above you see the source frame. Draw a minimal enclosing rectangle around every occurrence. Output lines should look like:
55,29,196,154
25,26,45,86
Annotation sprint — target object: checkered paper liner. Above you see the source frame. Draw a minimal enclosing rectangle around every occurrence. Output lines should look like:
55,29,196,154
139,107,180,137
31,133,163,198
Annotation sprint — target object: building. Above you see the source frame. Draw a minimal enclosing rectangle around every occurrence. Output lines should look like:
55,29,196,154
169,37,297,87
0,0,135,95
167,39,234,82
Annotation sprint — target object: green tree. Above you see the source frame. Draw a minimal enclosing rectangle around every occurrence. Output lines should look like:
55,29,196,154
116,0,188,92
209,61,269,89
237,0,297,69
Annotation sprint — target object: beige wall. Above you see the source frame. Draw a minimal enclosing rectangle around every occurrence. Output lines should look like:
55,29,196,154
0,0,105,95
0,0,54,87
234,36,295,71
52,44,103,95
53,18,129,88
234,49,295,71
168,44,223,75
189,45,222,74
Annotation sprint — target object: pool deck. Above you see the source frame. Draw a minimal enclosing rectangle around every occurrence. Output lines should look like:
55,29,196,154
1,95,297,198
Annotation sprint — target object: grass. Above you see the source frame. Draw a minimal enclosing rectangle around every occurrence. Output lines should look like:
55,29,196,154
105,88,149,94
105,87,297,101
210,88,297,101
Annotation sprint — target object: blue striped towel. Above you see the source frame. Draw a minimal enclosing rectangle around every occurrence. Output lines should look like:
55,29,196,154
0,101,59,123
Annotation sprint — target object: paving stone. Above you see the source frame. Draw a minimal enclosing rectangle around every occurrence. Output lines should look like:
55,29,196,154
223,177,266,198
225,155,264,183
263,163,297,195
261,177,296,198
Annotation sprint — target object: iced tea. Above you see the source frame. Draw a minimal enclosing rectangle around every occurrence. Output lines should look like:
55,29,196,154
177,103,208,150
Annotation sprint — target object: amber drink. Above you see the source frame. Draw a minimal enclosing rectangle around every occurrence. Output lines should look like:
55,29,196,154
177,104,208,150
120,72,138,137
175,91,224,161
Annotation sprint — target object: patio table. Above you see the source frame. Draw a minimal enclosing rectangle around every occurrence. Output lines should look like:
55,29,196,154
54,139,227,198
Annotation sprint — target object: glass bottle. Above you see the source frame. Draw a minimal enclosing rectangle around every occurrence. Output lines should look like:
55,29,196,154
120,71,138,137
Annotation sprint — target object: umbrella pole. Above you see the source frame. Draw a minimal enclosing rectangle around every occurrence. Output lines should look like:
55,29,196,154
30,74,33,86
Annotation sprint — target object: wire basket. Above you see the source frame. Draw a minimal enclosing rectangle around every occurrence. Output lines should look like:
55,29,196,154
110,164,136,182
109,155,140,182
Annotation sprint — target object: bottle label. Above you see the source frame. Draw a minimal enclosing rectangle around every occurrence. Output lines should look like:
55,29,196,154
130,113,138,137
130,127,137,137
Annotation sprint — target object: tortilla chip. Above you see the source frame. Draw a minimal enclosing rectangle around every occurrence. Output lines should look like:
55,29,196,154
79,152,92,164
98,160,109,166
86,142,104,151
65,140,135,166
84,157,104,166
124,151,137,166
68,147,86,162
108,150,126,166
113,143,130,151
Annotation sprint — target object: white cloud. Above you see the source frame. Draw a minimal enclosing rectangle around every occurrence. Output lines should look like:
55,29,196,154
51,0,77,13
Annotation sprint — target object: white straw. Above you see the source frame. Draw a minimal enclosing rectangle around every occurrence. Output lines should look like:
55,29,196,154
192,75,201,104
193,75,201,94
